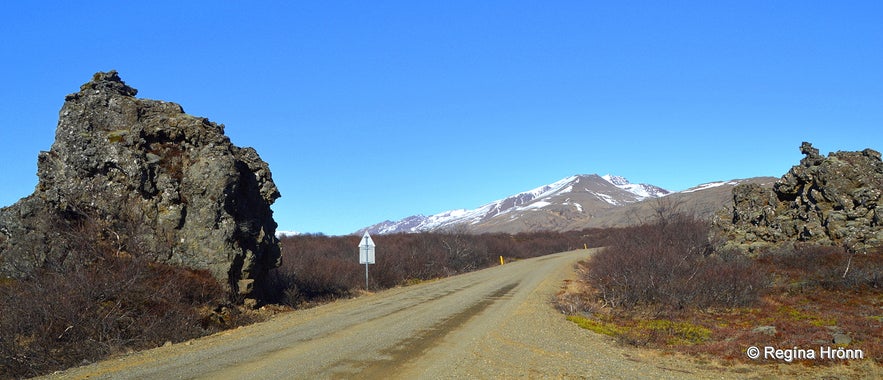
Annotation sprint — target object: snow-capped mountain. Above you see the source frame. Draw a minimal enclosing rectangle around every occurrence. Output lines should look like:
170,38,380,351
357,174,674,235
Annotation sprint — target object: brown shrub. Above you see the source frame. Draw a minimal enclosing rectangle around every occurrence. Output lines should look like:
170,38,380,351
265,234,362,304
269,228,600,306
758,244,882,291
0,211,230,379
583,213,767,311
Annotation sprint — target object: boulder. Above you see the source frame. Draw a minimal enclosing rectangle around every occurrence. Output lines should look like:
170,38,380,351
752,325,777,336
0,71,282,298
832,333,852,345
713,142,882,254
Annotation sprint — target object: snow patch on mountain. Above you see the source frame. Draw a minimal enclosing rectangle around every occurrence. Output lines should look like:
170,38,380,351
593,192,621,206
602,174,671,199
524,201,551,209
524,175,578,200
680,180,739,193
601,174,630,186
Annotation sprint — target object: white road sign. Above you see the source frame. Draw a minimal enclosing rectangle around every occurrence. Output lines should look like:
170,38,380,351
359,232,375,264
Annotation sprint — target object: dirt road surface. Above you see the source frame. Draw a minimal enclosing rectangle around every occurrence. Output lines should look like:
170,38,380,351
41,249,879,379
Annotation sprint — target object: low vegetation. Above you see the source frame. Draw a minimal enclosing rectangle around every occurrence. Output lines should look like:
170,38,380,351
0,213,260,379
267,227,609,307
4,205,878,378
1,218,608,378
557,211,883,365
582,213,767,311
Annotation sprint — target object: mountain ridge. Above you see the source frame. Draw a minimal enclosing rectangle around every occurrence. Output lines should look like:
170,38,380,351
357,174,773,235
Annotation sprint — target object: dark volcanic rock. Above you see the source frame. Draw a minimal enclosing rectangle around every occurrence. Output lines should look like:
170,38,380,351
0,71,281,298
714,142,882,253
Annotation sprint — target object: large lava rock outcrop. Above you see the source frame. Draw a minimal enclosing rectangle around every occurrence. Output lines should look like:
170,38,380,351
714,142,882,253
0,71,281,298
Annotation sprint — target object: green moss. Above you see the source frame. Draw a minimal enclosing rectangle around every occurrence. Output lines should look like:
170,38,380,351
638,319,711,344
567,316,710,345
566,315,625,337
780,305,813,320
809,317,838,327
107,129,128,143
779,306,836,326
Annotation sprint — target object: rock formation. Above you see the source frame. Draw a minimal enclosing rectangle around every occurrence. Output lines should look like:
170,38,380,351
714,142,882,253
0,71,281,298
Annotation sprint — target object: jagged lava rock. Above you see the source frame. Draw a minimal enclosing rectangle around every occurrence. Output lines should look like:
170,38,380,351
714,142,882,253
0,71,281,297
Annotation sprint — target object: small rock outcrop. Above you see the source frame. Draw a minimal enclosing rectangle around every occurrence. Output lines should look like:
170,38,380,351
714,142,882,253
0,71,281,298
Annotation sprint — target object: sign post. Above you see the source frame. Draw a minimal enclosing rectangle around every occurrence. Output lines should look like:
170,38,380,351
358,232,376,290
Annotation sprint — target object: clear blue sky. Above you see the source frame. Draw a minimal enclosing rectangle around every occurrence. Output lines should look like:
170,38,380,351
1,2,881,235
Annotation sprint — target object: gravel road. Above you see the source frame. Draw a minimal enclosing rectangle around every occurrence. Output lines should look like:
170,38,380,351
41,249,879,379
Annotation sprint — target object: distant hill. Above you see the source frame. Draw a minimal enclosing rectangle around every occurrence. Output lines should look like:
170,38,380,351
357,174,777,235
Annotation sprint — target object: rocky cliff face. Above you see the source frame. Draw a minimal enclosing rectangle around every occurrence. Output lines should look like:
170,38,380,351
0,71,281,298
714,142,882,253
